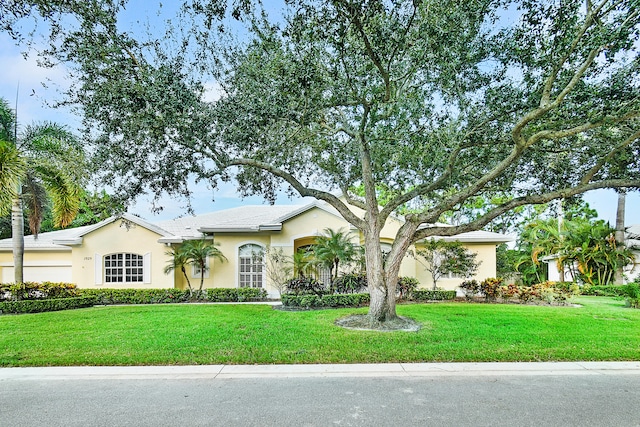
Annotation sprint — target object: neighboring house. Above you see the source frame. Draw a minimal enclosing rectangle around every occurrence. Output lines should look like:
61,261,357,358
0,201,511,297
625,224,640,283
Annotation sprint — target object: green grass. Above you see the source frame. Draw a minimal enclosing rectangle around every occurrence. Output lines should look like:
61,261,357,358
1,297,639,366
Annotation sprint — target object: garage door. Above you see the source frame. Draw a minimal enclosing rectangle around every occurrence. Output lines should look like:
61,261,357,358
2,266,72,283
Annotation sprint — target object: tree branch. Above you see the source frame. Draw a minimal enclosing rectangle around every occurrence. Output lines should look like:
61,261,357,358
228,157,366,228
411,178,640,242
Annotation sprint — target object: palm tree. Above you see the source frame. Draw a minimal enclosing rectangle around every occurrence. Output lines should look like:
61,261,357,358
314,228,357,285
182,238,227,292
164,246,194,296
0,98,84,283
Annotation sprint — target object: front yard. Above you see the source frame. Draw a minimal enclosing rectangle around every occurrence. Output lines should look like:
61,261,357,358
1,297,638,366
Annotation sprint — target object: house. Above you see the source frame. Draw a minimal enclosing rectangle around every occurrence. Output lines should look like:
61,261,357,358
0,201,511,297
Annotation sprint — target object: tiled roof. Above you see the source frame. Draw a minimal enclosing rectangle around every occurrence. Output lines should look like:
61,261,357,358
0,224,93,250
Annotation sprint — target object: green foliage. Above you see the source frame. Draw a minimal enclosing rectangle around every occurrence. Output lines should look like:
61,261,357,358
77,288,267,304
5,1,640,322
0,296,96,314
459,280,481,300
416,240,479,289
459,279,579,304
521,217,634,286
281,293,370,309
164,238,227,294
333,273,367,294
314,228,358,284
0,281,78,301
397,276,419,299
284,277,326,295
411,290,456,301
624,282,640,309
581,285,633,297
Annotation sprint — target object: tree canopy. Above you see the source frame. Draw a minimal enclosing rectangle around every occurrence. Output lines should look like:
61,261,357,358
2,0,639,323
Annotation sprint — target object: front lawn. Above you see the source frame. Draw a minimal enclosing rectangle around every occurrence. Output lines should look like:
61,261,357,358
1,297,638,366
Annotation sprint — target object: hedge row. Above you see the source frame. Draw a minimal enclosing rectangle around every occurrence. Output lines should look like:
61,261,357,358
580,285,633,297
0,296,96,314
77,288,268,305
0,281,78,301
281,293,370,308
412,289,457,301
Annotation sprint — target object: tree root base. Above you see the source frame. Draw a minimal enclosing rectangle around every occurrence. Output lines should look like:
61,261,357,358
335,314,421,332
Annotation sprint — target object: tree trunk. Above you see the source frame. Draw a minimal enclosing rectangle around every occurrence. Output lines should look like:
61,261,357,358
364,230,397,322
615,190,626,284
11,194,24,284
363,223,416,323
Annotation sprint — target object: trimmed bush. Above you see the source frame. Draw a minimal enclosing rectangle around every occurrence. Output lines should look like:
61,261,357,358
281,293,370,308
78,288,268,305
411,289,456,301
0,281,78,301
624,282,640,308
0,296,96,314
580,285,631,297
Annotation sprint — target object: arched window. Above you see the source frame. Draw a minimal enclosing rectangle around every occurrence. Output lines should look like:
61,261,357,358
104,253,144,283
238,244,264,288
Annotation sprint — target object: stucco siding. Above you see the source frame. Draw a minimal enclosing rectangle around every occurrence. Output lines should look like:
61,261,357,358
71,220,171,289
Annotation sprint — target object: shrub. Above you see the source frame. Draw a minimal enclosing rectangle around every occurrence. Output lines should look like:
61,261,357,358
480,277,504,301
0,296,96,314
500,283,520,299
580,285,630,297
0,281,78,301
78,288,190,305
285,277,326,295
459,280,481,301
281,293,370,308
624,282,640,309
333,273,367,294
411,289,456,301
397,277,419,299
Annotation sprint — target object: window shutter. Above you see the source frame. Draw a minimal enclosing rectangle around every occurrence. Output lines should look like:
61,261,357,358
143,252,151,284
94,254,102,285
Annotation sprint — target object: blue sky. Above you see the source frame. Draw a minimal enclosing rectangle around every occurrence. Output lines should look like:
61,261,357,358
1,3,638,225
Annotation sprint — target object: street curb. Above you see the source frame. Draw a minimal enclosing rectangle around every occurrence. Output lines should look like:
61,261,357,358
2,362,640,380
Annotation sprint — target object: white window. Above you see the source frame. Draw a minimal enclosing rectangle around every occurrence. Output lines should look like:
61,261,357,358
239,244,264,288
104,253,144,283
192,257,210,279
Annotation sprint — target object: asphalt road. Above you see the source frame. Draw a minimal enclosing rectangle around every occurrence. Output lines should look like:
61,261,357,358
2,364,640,426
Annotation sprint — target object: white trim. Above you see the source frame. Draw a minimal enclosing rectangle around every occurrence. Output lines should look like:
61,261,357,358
94,253,102,285
191,256,210,279
143,252,151,284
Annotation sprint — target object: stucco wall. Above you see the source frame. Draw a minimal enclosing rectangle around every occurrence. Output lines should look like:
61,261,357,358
413,243,497,291
71,220,172,289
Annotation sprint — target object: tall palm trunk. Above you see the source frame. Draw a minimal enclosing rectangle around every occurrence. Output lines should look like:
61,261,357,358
11,191,24,284
615,190,626,284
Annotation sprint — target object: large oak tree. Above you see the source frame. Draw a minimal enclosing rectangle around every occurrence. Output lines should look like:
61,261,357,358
3,0,639,323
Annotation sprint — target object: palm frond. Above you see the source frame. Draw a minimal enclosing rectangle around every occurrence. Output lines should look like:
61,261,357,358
0,140,25,216
35,164,82,228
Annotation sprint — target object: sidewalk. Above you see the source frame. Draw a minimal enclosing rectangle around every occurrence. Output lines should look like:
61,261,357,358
2,361,640,380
